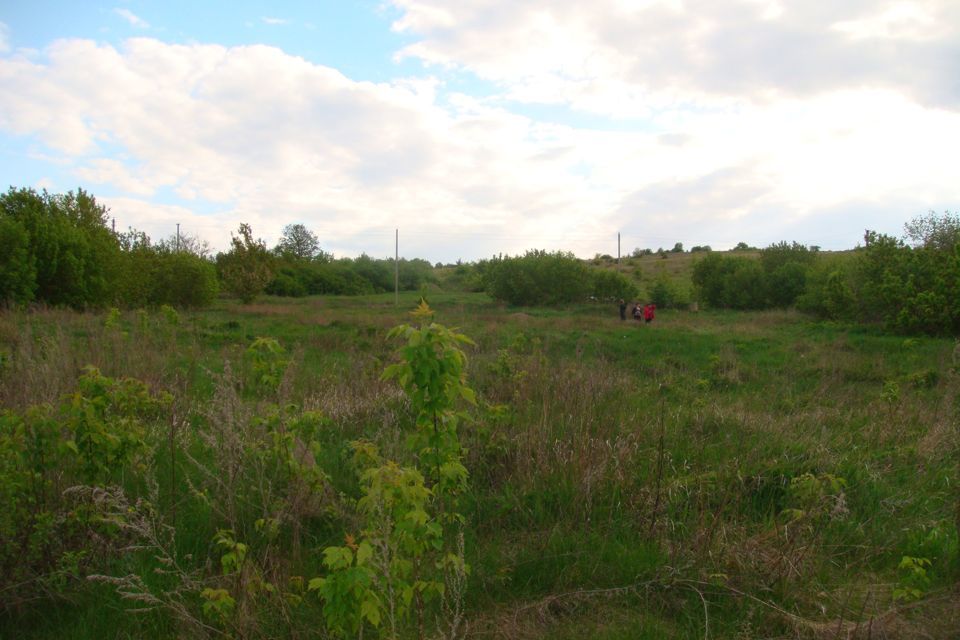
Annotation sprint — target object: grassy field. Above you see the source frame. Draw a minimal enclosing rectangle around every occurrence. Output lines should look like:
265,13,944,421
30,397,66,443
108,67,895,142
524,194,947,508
1,292,958,639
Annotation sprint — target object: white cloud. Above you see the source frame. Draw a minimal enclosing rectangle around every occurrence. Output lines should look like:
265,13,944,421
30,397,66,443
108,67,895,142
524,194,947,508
0,29,958,260
389,0,960,110
114,8,150,29
0,38,620,257
831,2,944,40
261,17,289,26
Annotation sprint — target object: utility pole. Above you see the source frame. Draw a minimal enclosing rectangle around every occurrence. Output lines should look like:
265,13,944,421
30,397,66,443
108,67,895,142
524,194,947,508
395,228,399,306
176,223,180,251
112,218,116,234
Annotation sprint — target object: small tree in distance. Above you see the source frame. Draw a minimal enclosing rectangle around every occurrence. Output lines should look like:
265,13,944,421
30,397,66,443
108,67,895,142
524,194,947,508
218,223,275,304
276,223,325,261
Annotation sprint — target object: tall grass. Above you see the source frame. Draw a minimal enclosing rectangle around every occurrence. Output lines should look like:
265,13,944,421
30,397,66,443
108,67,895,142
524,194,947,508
0,293,957,639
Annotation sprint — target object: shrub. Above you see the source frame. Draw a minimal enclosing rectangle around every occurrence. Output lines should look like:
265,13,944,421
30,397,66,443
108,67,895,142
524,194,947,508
797,254,857,319
484,250,592,306
648,274,685,308
692,253,768,309
851,224,960,334
153,251,219,308
0,368,169,608
0,187,119,308
217,223,275,303
0,215,35,305
592,268,638,300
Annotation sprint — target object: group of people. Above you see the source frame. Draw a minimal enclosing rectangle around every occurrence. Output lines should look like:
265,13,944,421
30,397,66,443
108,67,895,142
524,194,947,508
619,299,656,323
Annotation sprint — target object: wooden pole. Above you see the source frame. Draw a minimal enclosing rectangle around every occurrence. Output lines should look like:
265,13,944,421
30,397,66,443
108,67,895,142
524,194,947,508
395,228,399,306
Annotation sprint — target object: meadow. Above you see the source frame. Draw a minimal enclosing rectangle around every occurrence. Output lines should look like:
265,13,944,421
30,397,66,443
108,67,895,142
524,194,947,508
1,292,957,639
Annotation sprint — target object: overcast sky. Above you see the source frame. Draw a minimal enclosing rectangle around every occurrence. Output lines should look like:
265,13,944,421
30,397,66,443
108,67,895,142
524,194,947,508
1,1,958,262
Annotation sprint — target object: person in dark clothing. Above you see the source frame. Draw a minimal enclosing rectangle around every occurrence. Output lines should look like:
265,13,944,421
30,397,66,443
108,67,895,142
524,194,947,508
618,299,627,320
632,304,642,321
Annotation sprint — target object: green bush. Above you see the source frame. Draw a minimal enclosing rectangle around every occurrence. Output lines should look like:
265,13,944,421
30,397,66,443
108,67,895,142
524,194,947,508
484,250,592,306
693,253,768,309
592,268,638,301
0,215,35,305
0,368,169,608
850,224,960,334
797,256,857,320
692,242,817,310
648,274,685,308
0,187,120,308
113,233,219,308
265,266,308,297
154,251,219,308
217,223,275,303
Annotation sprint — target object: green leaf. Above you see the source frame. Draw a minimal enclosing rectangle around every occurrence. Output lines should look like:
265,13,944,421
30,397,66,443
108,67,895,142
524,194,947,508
322,546,353,570
361,598,381,627
356,541,373,565
459,385,477,405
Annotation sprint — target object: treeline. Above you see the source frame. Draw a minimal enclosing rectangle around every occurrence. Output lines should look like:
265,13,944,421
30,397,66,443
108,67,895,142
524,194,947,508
690,212,960,335
473,250,638,305
0,187,219,308
4,186,958,335
263,224,435,298
0,188,435,308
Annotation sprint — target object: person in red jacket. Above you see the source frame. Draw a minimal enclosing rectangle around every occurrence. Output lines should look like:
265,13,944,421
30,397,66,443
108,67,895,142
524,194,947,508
643,303,656,324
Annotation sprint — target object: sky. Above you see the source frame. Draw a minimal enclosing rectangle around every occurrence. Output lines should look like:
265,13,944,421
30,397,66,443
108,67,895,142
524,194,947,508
1,0,959,263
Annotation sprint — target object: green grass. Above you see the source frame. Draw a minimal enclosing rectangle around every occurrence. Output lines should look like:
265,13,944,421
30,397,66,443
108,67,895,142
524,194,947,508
1,292,957,639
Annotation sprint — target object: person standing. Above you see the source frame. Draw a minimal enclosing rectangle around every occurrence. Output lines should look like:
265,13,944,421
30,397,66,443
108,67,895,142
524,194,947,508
618,298,627,320
643,303,656,324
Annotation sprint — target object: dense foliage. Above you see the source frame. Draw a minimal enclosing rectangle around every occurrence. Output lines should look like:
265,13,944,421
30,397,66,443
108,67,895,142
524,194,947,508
0,187,118,307
114,229,219,308
266,254,437,297
216,223,276,304
481,249,637,305
801,212,960,335
0,187,219,309
687,213,960,335
692,241,816,310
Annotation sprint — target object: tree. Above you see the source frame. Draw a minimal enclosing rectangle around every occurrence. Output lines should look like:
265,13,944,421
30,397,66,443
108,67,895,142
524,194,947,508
670,242,684,253
0,187,119,308
649,273,685,308
0,216,35,304
592,268,638,300
692,253,767,309
759,241,816,274
759,242,816,308
903,210,960,250
276,223,322,261
151,250,219,307
483,250,592,305
158,231,213,258
218,223,275,303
